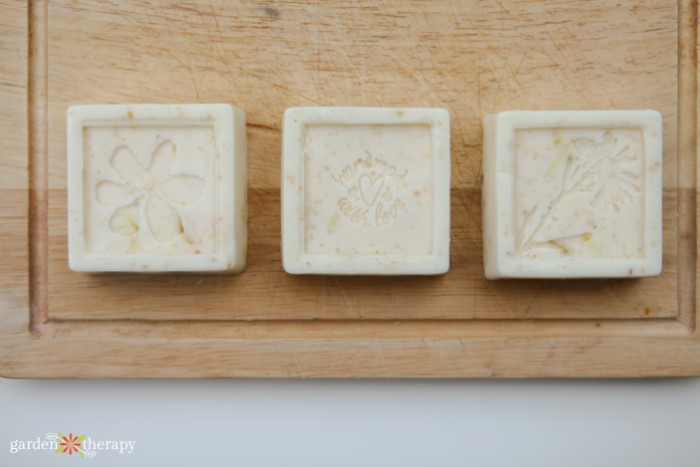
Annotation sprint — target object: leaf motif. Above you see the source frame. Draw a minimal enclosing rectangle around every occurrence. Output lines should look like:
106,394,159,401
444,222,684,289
95,181,135,206
158,174,205,205
55,446,63,454
111,146,146,185
146,193,183,243
77,435,86,443
149,140,176,183
616,169,638,180
591,185,607,209
616,186,634,204
109,200,141,236
612,144,626,160
572,173,597,194
561,155,574,190
543,232,593,244
516,206,540,252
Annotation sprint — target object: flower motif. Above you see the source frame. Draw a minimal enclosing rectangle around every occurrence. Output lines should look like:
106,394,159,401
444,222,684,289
573,131,640,213
58,433,84,456
95,140,205,243
515,131,640,255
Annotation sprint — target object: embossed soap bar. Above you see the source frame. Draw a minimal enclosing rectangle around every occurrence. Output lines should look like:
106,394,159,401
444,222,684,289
282,107,450,275
482,110,662,279
67,104,247,272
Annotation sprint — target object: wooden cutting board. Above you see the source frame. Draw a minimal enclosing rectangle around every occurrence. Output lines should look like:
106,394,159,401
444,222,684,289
1,0,698,377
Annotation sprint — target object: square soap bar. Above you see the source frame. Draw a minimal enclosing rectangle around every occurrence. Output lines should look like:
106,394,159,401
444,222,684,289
67,104,247,272
282,107,450,275
482,110,662,279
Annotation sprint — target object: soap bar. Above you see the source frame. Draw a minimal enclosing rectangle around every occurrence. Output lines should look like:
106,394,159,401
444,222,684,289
482,110,662,279
67,104,247,272
282,107,450,275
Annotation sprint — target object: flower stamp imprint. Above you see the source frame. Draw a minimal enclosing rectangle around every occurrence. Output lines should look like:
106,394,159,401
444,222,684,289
516,131,642,255
331,151,409,228
95,140,205,243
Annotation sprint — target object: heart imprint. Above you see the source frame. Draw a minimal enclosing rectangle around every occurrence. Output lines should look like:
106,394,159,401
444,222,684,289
359,173,385,207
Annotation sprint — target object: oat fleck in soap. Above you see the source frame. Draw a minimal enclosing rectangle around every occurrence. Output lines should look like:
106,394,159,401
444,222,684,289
67,104,247,272
282,107,450,275
482,110,662,279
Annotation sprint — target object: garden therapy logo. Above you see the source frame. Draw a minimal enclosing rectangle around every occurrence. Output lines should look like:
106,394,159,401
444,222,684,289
47,432,94,458
9,432,135,458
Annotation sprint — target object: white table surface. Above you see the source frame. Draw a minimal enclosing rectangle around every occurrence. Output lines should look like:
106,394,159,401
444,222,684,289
2,377,699,466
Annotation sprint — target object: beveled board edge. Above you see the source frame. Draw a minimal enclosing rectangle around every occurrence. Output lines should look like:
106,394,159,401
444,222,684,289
0,0,698,378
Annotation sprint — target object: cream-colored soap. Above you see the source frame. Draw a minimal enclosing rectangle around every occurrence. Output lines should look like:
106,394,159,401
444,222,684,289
482,110,662,279
67,104,247,272
282,107,450,275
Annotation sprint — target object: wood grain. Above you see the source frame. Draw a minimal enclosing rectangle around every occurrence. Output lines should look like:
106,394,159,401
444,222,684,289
0,0,698,378
0,0,29,339
47,0,679,321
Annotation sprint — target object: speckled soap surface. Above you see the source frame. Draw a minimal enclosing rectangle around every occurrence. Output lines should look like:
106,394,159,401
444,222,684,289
67,104,247,272
282,107,450,275
482,110,663,279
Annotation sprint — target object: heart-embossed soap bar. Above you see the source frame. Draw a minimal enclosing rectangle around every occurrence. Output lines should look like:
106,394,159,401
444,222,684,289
281,107,451,275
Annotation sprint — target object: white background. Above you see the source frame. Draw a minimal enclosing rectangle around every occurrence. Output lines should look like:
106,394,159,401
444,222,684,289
2,377,699,466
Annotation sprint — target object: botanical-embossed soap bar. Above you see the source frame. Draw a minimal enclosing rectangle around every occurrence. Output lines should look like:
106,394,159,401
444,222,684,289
482,110,662,279
281,107,450,275
67,104,247,272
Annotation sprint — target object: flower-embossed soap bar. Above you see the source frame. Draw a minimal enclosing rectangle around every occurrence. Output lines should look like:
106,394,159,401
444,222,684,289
482,110,662,279
282,107,450,275
67,104,247,272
